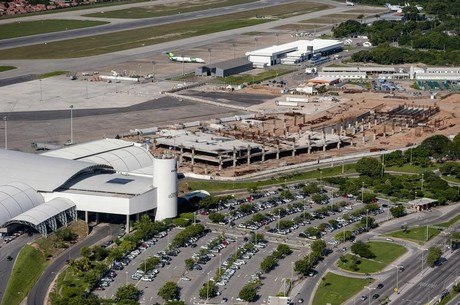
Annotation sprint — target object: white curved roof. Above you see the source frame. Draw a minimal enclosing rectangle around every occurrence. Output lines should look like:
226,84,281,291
7,197,75,226
0,149,111,192
0,182,44,226
42,139,153,173
79,146,153,172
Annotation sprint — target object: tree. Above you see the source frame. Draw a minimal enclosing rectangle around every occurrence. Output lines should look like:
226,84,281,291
311,239,326,256
390,205,406,218
172,218,191,227
115,284,141,302
332,19,366,37
335,230,353,242
81,246,91,259
185,258,195,271
55,227,76,242
158,282,180,301
199,281,218,299
260,255,277,273
238,283,258,302
426,246,442,267
276,244,292,256
303,183,321,195
362,192,376,204
294,257,313,275
311,193,328,204
208,213,225,223
359,216,378,229
351,241,375,259
356,157,382,177
419,135,451,158
165,301,186,305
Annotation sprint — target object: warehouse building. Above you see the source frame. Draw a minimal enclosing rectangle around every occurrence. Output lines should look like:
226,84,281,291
245,39,343,67
318,71,367,80
322,66,396,75
411,66,460,81
195,57,253,77
0,139,178,236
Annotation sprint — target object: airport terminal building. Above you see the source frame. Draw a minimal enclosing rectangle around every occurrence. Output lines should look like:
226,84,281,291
0,139,178,236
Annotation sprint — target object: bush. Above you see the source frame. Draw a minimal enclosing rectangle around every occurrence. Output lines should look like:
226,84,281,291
209,213,225,223
238,283,258,302
172,218,191,227
426,246,442,268
356,157,382,177
390,205,406,218
351,241,375,259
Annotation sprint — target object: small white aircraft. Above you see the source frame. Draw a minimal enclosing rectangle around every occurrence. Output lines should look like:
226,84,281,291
164,52,205,63
345,1,355,6
385,3,403,12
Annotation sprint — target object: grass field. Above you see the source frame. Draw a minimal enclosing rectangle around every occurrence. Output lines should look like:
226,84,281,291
0,20,108,40
218,68,291,85
38,71,69,79
184,163,356,193
338,242,407,273
385,164,437,174
272,23,318,31
388,226,443,244
0,66,16,72
50,267,88,301
0,2,329,59
84,0,257,19
0,245,47,305
312,272,373,305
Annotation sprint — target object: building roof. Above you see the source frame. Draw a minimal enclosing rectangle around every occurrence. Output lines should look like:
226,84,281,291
426,67,460,73
0,182,44,226
6,197,75,226
408,198,437,206
156,130,261,154
209,57,252,70
0,149,111,192
43,139,153,173
322,66,396,73
318,72,367,76
246,39,342,57
64,172,153,196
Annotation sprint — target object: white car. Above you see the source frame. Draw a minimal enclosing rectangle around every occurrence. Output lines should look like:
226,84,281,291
181,277,191,281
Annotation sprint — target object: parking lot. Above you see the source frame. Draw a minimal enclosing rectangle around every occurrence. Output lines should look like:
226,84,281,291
92,182,391,304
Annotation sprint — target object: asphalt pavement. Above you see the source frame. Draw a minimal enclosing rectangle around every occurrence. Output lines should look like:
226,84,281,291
27,223,115,305
0,0,298,50
0,234,36,303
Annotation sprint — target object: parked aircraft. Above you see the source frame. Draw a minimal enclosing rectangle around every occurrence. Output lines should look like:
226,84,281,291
164,52,205,63
345,1,355,6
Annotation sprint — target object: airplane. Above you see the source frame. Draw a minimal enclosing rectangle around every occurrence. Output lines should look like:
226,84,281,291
345,1,355,6
164,52,205,63
385,3,403,12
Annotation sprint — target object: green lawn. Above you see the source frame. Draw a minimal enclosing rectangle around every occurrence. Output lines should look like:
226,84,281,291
84,0,257,19
50,267,88,302
218,69,291,85
338,242,407,273
436,214,460,228
385,164,437,174
0,66,16,72
388,226,443,244
0,2,328,59
184,163,356,193
38,71,69,79
0,20,108,40
312,272,373,305
1,245,47,305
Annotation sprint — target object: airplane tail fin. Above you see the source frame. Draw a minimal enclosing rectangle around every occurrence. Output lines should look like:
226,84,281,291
165,52,174,58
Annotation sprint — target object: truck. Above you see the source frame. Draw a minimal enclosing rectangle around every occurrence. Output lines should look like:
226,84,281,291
305,67,317,74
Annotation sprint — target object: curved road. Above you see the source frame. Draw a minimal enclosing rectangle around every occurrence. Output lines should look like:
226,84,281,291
0,0,304,50
27,224,113,305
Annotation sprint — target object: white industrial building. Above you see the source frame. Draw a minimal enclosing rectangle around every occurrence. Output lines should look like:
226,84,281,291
411,66,460,81
318,71,367,80
322,66,396,74
0,139,178,236
245,39,343,67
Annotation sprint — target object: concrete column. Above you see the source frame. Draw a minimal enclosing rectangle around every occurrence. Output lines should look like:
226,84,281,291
307,135,311,154
374,119,377,126
233,146,237,167
262,147,265,162
337,141,341,149
262,122,265,133
276,143,280,160
323,144,326,152
294,115,297,126
362,130,366,144
136,213,140,221
383,125,387,138
191,146,195,165
352,127,356,135
340,126,343,136
373,129,377,141
85,210,89,223
218,154,222,171
247,145,251,165
368,122,371,129
126,214,130,234
95,212,99,224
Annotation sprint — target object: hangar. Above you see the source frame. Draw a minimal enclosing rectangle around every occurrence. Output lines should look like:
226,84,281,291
0,139,178,236
195,57,253,77
245,39,343,67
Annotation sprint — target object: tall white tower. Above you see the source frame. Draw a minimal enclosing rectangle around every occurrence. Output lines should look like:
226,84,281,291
153,154,178,220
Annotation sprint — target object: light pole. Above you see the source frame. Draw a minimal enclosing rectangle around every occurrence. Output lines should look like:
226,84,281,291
391,264,401,294
151,61,155,78
421,173,424,191
232,43,236,59
3,116,7,150
39,79,43,101
138,64,142,77
361,181,365,203
181,55,185,76
69,105,74,145
276,33,280,45
364,286,375,305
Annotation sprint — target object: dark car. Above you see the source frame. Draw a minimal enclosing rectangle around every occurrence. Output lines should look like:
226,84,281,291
372,294,380,299
6,256,13,261
377,283,384,289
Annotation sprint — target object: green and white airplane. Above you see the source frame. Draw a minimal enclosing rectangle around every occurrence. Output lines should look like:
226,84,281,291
164,52,205,63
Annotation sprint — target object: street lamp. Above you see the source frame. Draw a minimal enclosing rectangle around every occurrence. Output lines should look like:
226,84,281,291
3,116,7,150
361,181,365,203
138,64,142,77
151,61,155,78
364,286,376,305
390,264,401,294
69,105,74,145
